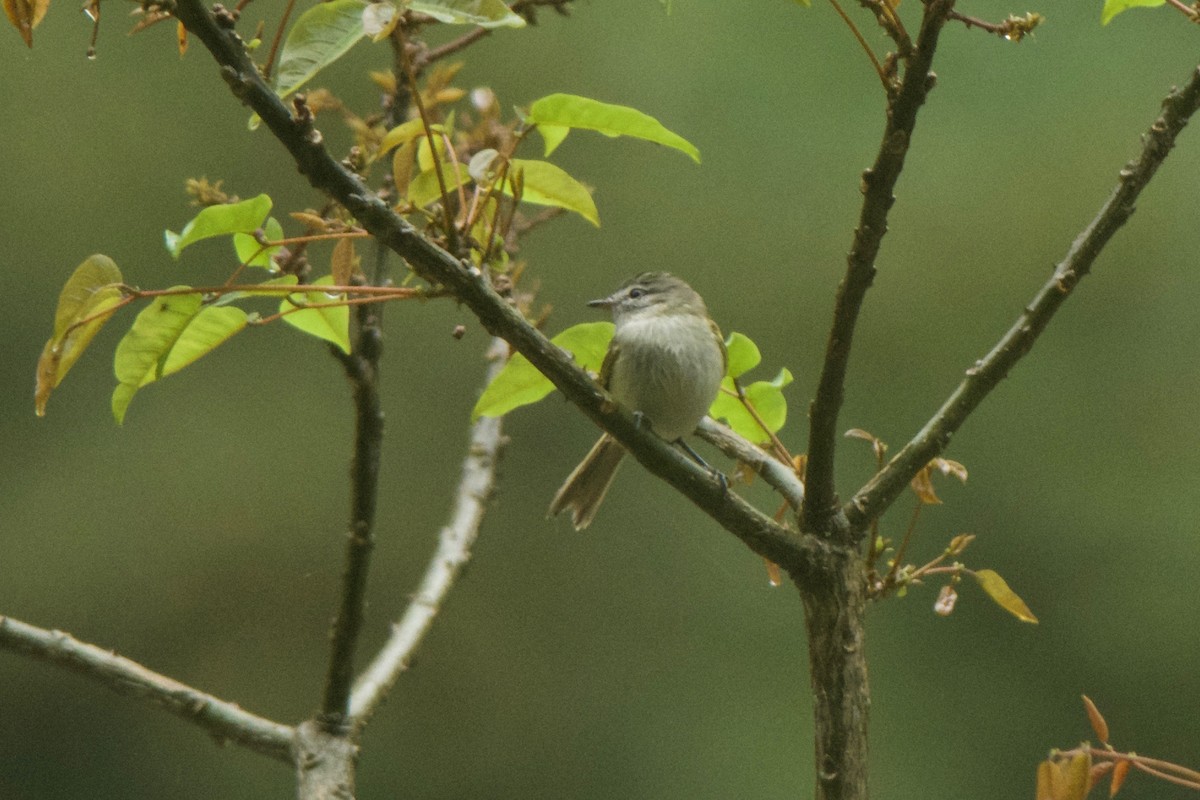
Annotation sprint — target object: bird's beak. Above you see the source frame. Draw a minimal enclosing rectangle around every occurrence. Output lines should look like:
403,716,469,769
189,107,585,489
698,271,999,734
587,293,616,309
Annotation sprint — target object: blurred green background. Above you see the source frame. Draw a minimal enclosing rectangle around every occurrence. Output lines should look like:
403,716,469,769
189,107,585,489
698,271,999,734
3,1,1200,797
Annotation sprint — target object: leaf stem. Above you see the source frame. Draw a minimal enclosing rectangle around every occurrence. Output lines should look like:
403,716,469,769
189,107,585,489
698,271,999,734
261,0,297,81
827,0,888,89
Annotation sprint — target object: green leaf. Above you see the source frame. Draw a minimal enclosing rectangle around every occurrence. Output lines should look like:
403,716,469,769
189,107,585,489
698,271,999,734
407,163,472,209
973,569,1038,623
710,368,792,444
503,158,599,226
279,275,351,354
707,331,790,443
527,93,701,163
111,290,203,423
408,0,526,29
472,321,612,420
724,331,761,379
159,306,248,378
536,124,570,157
232,216,285,269
273,0,369,99
165,194,273,259
1101,0,1164,24
379,118,440,154
36,255,127,416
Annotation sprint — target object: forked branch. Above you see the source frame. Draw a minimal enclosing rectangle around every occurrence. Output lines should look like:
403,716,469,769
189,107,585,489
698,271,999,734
349,338,508,723
845,63,1200,529
170,0,819,580
803,0,956,536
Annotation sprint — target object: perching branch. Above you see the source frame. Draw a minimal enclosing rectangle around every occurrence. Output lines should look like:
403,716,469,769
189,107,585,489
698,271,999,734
0,615,294,762
170,0,820,582
803,0,956,537
845,62,1200,531
349,337,508,724
696,417,805,511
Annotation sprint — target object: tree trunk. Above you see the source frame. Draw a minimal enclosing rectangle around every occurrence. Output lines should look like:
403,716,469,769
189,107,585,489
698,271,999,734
795,548,870,800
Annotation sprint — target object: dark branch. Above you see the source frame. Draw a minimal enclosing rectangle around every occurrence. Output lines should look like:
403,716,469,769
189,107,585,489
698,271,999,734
171,0,819,581
844,63,1200,531
803,0,956,537
321,277,388,727
0,616,294,762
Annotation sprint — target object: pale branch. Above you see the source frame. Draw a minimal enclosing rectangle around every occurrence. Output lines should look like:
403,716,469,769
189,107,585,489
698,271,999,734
0,615,294,762
696,417,805,511
170,0,821,582
844,62,1200,531
348,338,508,724
803,0,956,536
321,271,387,729
294,719,359,798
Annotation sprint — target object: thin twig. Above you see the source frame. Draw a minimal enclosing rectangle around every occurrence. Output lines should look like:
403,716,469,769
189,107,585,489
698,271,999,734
260,0,297,81
803,0,956,537
0,616,294,762
349,337,508,724
396,25,460,255
827,0,888,88
726,378,794,465
414,26,490,71
845,62,1200,531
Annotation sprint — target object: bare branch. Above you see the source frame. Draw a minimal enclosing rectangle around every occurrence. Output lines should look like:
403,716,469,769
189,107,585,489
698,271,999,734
803,0,956,537
0,615,294,762
349,338,508,724
696,417,805,511
844,63,1200,530
171,0,819,581
320,274,388,729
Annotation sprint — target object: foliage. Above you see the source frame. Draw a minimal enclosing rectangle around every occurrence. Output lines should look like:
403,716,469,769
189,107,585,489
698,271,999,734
473,325,793,446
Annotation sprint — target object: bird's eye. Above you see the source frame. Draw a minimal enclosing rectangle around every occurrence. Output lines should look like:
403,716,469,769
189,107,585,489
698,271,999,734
628,287,646,299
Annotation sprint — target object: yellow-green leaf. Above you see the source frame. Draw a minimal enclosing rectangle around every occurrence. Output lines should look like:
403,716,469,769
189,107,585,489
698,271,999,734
158,305,247,378
111,291,204,423
536,124,570,157
472,321,612,420
724,331,761,379
51,254,123,337
35,255,127,417
1101,0,1164,24
379,119,442,154
165,194,273,259
408,163,471,209
710,368,792,444
279,275,350,354
502,158,598,226
232,216,284,269
973,569,1038,623
527,93,700,163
